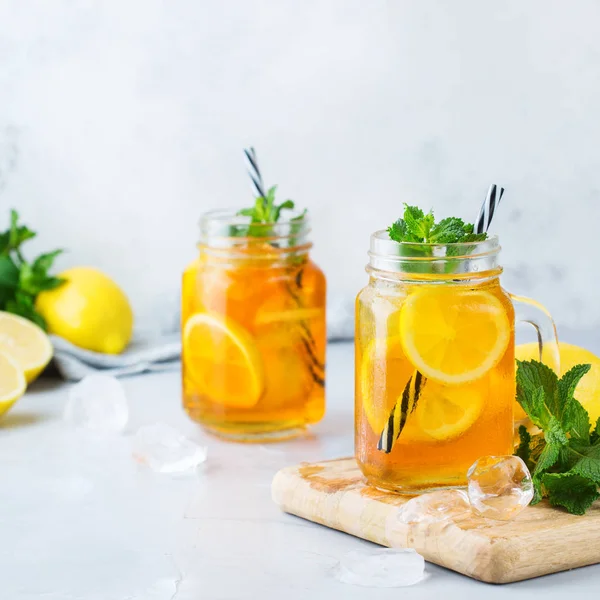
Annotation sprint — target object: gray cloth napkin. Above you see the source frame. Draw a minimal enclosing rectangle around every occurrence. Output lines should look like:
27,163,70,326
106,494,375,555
50,334,182,381
51,294,355,381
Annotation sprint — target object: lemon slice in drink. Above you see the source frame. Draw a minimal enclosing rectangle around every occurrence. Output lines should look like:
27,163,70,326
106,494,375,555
413,384,483,441
359,336,415,433
0,311,53,383
183,312,264,408
0,350,27,417
399,289,510,385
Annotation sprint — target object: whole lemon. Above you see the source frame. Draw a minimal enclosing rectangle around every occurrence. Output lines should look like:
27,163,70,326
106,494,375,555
515,342,600,426
35,267,133,354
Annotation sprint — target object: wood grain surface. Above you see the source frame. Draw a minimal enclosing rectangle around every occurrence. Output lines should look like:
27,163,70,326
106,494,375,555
271,457,600,584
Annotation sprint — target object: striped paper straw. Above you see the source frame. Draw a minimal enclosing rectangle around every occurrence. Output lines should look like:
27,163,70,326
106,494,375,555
378,371,426,453
240,147,325,384
475,184,505,234
243,147,266,198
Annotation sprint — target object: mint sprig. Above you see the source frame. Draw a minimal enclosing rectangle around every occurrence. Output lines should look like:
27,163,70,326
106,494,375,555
515,360,600,515
0,210,65,329
387,204,486,244
234,186,306,239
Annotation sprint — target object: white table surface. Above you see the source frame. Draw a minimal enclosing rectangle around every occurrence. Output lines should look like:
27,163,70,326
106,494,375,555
3,341,600,600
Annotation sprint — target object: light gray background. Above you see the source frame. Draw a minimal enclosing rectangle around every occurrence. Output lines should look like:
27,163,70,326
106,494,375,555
1,0,599,337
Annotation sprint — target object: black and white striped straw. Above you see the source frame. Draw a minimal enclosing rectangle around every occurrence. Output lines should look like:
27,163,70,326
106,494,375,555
475,184,505,234
243,147,266,198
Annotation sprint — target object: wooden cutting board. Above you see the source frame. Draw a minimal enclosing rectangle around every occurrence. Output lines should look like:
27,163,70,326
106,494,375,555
271,457,600,584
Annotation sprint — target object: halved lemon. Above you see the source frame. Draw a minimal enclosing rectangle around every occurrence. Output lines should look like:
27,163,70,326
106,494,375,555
183,312,264,408
399,288,510,385
413,383,483,441
0,311,53,383
0,350,27,417
359,336,414,433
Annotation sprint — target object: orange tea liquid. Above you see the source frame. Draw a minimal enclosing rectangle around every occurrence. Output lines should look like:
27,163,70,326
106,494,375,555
182,249,326,441
355,277,514,492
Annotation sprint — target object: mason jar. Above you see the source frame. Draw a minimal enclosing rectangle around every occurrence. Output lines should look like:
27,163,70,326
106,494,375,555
355,232,559,492
182,209,326,441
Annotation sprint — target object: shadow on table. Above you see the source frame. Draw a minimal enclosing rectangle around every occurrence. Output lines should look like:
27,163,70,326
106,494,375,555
0,410,50,429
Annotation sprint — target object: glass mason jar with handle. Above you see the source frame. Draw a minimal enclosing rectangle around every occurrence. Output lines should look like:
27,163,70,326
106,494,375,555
355,233,559,493
182,209,326,442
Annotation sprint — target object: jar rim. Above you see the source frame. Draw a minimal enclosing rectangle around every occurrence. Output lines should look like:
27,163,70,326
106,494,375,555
200,207,309,227
198,207,311,250
368,230,501,276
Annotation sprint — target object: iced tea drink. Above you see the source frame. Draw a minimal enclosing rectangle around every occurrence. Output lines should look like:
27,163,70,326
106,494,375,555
355,233,558,492
182,208,326,441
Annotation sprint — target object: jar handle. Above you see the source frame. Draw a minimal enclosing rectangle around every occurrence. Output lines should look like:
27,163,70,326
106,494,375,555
509,293,560,374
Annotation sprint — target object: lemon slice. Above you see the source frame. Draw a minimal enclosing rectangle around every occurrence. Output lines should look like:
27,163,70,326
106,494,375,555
0,350,26,417
400,288,510,385
0,311,53,383
183,312,264,408
359,336,415,433
414,383,483,441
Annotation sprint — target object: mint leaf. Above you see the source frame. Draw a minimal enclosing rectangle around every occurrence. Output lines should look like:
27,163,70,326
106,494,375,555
402,205,426,240
387,219,408,242
264,186,275,216
558,363,591,403
0,209,64,330
459,233,488,243
516,360,560,426
535,441,561,474
563,399,591,443
6,209,35,261
32,249,63,274
559,363,592,398
553,365,593,444
420,212,435,240
565,442,600,484
236,186,301,238
386,206,485,246
0,255,19,289
517,382,552,430
542,473,600,515
273,199,295,223
544,416,568,445
429,217,468,244
516,425,531,468
592,417,600,445
530,442,560,505
5,288,47,329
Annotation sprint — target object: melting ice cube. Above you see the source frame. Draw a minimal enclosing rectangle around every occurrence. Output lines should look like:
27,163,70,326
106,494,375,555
467,455,534,521
132,423,207,474
64,374,129,433
397,489,471,525
336,548,425,587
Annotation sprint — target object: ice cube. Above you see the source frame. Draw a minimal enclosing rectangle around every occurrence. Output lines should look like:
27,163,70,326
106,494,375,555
336,548,425,587
64,374,129,433
132,423,207,474
467,455,533,521
397,490,470,524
